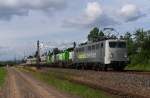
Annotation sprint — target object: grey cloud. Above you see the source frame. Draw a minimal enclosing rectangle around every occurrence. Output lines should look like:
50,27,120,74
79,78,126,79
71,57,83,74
63,2,118,28
0,46,9,50
119,4,146,22
87,14,119,28
63,14,118,28
0,8,28,20
0,0,66,20
125,13,146,22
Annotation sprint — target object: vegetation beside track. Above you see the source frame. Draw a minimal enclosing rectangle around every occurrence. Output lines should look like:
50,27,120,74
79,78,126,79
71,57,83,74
0,67,7,88
125,29,150,71
126,64,150,71
21,67,118,98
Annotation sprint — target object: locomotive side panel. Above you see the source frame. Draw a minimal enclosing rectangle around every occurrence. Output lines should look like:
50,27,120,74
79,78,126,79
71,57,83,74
73,41,106,64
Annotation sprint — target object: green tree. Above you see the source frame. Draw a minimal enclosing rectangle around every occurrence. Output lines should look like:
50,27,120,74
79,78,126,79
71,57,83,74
88,27,104,42
124,32,136,55
124,32,132,40
129,29,150,65
99,30,104,37
134,29,145,47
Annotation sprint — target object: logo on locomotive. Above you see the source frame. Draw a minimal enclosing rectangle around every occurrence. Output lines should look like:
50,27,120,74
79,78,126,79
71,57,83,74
78,52,96,59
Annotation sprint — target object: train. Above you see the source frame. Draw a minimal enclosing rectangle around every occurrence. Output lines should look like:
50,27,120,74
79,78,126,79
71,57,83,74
26,38,129,71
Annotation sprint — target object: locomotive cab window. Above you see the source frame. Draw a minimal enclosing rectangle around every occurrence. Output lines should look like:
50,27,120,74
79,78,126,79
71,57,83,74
101,43,103,48
109,42,126,48
118,42,126,48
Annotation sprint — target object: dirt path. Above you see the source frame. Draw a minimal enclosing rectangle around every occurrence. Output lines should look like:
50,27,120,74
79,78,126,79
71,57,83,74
1,67,78,98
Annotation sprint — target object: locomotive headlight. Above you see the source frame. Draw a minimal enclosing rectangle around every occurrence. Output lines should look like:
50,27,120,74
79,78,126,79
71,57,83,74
110,53,113,58
124,54,127,58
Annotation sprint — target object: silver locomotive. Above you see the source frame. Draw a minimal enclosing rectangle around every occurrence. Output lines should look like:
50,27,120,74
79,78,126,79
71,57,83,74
73,39,128,70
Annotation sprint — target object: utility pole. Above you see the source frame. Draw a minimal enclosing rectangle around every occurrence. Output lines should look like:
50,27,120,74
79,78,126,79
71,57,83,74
36,40,41,68
14,54,17,64
73,42,76,49
23,51,26,63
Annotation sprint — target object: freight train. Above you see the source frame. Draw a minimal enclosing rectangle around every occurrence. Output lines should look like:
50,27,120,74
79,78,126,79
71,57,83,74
26,39,128,71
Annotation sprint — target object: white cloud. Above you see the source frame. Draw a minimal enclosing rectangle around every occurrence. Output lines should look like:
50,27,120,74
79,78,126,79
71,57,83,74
0,0,66,20
85,2,103,22
64,2,117,28
120,4,145,22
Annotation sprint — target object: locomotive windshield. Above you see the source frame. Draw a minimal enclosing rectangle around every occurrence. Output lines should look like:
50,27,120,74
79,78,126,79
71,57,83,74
109,42,126,48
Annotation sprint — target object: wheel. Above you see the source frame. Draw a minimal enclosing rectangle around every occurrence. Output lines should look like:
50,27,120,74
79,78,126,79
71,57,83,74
99,64,103,71
104,65,108,71
81,64,85,70
76,63,81,70
113,65,125,71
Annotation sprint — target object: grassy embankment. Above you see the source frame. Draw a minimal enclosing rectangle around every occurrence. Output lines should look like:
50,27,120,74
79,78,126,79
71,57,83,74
22,67,118,98
126,64,150,71
0,67,7,88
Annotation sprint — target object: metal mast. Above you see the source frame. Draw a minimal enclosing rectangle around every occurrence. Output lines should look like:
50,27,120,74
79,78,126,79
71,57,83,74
36,40,40,66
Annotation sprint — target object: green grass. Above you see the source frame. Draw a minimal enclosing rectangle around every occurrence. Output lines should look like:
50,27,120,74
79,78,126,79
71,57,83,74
0,67,7,87
22,67,118,98
126,64,150,71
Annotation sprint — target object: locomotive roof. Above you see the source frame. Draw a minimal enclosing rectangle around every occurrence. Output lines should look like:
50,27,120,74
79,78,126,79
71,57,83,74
76,39,126,48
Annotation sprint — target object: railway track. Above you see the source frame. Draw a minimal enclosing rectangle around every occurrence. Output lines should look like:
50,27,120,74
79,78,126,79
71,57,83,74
34,67,150,98
26,64,150,75
108,70,150,76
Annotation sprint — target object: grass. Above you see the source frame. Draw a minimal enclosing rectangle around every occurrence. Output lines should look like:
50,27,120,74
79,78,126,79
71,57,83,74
22,67,118,98
126,64,150,71
0,67,7,88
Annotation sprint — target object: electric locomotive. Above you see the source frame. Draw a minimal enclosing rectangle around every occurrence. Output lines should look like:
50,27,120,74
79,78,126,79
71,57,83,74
74,39,128,70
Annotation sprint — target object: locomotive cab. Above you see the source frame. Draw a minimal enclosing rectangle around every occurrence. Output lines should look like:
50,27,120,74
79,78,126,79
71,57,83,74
106,40,128,70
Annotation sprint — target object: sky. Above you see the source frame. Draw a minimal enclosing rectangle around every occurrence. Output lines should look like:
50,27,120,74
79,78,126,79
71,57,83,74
0,0,150,61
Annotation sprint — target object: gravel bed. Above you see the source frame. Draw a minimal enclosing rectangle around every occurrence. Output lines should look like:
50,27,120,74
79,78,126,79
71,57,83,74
46,68,150,98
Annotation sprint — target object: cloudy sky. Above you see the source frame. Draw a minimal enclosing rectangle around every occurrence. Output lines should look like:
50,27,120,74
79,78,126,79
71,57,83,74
0,0,150,60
